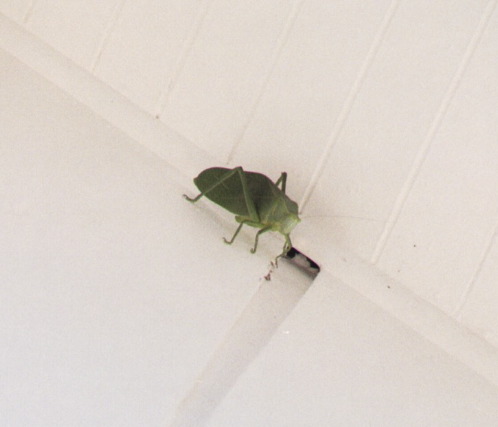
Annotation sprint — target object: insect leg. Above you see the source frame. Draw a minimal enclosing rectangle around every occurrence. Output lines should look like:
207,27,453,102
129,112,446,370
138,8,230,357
234,167,260,222
223,220,249,245
274,172,287,194
250,226,273,254
275,234,292,264
183,168,240,202
283,234,292,255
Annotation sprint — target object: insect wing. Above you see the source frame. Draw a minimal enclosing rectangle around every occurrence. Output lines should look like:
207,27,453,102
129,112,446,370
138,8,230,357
284,194,299,216
194,167,251,217
253,178,299,220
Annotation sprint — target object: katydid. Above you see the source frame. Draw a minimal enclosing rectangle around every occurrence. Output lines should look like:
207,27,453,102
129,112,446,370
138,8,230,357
183,167,300,259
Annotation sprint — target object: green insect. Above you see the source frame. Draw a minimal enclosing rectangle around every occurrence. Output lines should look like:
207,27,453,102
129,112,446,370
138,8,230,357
183,167,300,258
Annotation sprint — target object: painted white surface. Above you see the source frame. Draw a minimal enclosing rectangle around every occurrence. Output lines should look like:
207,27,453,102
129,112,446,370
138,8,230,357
0,0,31,22
306,0,492,260
377,4,498,315
230,0,393,200
93,0,205,113
208,274,498,426
459,236,498,348
1,0,498,424
159,0,297,158
26,0,122,69
0,51,282,425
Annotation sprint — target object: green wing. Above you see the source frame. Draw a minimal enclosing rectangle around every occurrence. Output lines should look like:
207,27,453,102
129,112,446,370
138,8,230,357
194,167,299,230
194,167,254,217
254,178,299,233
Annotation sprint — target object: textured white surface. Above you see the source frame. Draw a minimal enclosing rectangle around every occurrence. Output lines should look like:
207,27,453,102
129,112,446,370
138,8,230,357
208,275,498,426
26,0,122,68
93,0,204,113
459,238,498,348
2,0,498,424
159,0,296,158
0,51,277,425
377,4,498,314
230,0,393,200
0,0,31,22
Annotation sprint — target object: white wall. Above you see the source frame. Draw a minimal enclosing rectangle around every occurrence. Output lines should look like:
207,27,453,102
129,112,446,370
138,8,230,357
2,1,498,425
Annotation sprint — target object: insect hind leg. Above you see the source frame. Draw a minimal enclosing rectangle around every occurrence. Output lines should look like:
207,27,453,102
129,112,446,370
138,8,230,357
183,193,202,202
183,167,240,203
274,172,287,193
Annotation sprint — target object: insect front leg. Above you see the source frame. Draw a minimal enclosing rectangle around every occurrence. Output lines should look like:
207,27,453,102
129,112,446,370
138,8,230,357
250,226,273,254
275,234,292,265
223,219,249,245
